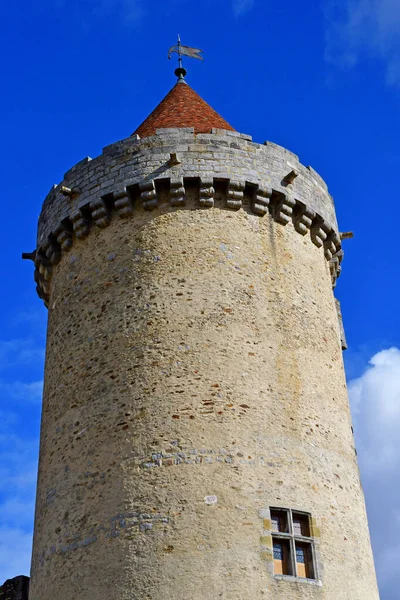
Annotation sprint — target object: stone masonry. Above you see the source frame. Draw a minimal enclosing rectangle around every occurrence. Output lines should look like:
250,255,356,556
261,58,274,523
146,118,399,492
0,576,29,600
27,88,379,599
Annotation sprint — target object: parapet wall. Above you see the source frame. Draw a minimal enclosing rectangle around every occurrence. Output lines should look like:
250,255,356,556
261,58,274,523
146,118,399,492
33,129,343,306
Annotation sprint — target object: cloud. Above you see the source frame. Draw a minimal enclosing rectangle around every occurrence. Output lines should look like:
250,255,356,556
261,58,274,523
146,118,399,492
232,0,255,18
349,347,400,471
94,0,144,22
54,0,144,24
0,380,43,403
348,347,400,598
324,0,400,85
0,339,45,371
0,434,39,582
0,526,33,582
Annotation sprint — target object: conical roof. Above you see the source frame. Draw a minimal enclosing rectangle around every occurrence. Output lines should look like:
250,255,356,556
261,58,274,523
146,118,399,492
134,80,235,138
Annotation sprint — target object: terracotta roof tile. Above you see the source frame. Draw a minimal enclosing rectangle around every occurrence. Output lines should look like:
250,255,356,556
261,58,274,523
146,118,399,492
134,81,235,138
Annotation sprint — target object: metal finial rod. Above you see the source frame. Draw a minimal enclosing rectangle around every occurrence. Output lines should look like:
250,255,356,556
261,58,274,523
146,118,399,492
168,36,204,82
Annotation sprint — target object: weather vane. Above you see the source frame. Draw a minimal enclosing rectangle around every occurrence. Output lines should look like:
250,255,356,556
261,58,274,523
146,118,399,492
168,35,204,81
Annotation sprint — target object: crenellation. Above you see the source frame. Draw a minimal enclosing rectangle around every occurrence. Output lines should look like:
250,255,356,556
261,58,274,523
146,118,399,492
63,157,92,180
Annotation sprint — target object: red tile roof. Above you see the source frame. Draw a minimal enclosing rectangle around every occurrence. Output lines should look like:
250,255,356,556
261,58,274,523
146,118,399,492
134,81,235,138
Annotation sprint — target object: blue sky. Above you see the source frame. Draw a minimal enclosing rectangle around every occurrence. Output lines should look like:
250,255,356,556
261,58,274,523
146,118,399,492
1,0,399,597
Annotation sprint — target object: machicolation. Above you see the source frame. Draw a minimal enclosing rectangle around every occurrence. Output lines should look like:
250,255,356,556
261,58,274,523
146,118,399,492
32,128,343,307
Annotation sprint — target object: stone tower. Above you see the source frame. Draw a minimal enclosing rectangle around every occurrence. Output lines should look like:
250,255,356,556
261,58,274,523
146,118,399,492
26,72,379,599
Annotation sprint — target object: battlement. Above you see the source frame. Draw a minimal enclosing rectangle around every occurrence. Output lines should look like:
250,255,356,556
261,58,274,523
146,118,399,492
32,129,343,306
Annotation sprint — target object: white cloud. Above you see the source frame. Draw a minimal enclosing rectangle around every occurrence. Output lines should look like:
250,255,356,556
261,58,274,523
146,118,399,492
0,380,43,403
232,0,255,18
0,526,33,581
348,347,400,598
324,0,400,85
0,434,38,582
349,347,400,471
54,0,144,23
0,339,45,371
95,0,144,22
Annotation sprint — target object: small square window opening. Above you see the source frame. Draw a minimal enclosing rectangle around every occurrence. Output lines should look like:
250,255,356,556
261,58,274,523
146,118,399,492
270,507,317,582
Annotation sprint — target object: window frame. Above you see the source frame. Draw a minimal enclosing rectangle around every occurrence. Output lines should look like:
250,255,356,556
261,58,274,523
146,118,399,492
270,507,317,581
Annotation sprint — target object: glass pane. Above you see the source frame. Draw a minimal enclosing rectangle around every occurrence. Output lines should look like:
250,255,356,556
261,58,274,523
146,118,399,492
273,539,292,576
293,519,302,535
292,513,310,537
296,546,305,563
295,543,315,579
273,542,283,560
271,516,278,531
270,510,288,532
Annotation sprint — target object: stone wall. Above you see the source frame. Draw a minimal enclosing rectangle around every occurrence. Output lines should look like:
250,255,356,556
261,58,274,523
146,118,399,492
28,129,378,599
32,129,343,307
0,577,29,600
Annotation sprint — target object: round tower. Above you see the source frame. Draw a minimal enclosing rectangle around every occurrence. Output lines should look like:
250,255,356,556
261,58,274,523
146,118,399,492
26,74,379,599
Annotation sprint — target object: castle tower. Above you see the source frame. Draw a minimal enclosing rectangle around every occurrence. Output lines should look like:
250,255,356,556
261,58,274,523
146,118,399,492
26,70,379,599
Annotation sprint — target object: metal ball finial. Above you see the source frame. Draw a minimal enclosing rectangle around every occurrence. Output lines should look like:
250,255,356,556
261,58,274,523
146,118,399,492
175,66,187,82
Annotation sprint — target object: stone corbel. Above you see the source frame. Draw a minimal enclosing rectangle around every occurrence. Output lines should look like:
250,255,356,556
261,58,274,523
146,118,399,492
90,198,111,228
71,208,90,240
311,217,330,248
114,189,133,218
324,230,341,261
43,239,61,266
227,180,245,209
54,223,73,252
293,200,316,235
272,191,296,225
199,178,215,207
253,185,272,216
169,177,186,206
139,180,158,210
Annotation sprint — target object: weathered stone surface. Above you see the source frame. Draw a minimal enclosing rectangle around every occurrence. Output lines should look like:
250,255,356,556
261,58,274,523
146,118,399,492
27,127,379,600
0,576,29,600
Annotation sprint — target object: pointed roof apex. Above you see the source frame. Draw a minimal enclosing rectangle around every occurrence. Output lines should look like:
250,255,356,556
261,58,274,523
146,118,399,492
133,80,235,139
